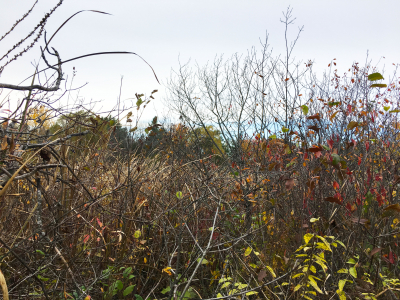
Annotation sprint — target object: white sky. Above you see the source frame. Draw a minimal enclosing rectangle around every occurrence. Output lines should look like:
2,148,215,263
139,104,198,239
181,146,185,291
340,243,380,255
1,0,399,124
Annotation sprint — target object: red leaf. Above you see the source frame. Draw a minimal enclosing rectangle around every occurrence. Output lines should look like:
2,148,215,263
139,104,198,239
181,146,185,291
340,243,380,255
389,251,395,264
347,104,352,114
327,139,334,149
365,141,370,151
358,157,362,165
96,218,103,228
315,151,322,158
333,181,340,190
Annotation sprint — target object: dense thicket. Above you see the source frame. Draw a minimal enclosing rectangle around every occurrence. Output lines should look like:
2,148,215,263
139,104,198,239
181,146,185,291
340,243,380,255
0,4,399,300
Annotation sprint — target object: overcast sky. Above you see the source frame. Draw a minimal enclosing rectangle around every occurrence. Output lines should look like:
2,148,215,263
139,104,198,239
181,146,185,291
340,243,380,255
1,0,399,123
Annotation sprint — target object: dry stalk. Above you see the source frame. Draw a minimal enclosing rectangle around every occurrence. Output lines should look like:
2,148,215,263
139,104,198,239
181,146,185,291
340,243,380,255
0,270,9,300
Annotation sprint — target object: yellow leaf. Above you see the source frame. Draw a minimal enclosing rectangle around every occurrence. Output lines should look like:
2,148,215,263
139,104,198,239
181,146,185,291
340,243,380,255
266,266,276,278
294,284,302,292
303,233,314,244
336,290,346,300
330,111,339,122
349,266,357,278
338,279,346,291
308,276,323,294
162,266,173,276
244,247,252,256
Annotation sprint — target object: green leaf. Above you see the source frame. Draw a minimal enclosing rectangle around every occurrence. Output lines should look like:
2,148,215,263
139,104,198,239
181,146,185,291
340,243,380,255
161,286,171,294
244,247,252,256
123,285,135,296
389,110,400,113
301,105,309,115
269,134,277,140
123,267,133,278
136,98,143,107
109,119,115,126
134,294,144,300
370,83,387,88
282,126,289,133
134,230,141,239
37,275,50,281
347,258,356,264
197,258,209,265
349,267,357,278
310,217,320,223
115,280,123,290
217,293,223,298
368,72,384,81
383,106,390,111
328,102,340,107
332,154,341,165
176,191,183,199
36,250,45,256
221,282,231,288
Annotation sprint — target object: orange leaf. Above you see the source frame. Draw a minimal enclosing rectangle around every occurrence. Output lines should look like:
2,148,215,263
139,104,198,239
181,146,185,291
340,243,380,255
83,235,90,243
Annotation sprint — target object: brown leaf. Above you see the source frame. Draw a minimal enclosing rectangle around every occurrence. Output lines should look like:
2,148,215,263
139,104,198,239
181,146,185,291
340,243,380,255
9,134,15,153
258,269,267,282
285,178,294,190
325,197,342,205
1,136,7,151
350,217,369,225
384,203,400,213
370,247,383,256
307,114,321,121
40,148,51,162
307,125,320,132
308,146,323,152
347,121,359,130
